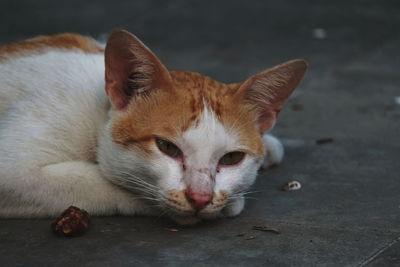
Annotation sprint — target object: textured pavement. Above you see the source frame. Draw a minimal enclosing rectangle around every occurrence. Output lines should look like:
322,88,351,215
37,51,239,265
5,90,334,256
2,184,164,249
1,1,399,266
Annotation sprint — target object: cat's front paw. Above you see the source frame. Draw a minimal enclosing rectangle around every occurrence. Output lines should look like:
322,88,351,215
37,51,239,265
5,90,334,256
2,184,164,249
222,197,245,217
262,134,284,168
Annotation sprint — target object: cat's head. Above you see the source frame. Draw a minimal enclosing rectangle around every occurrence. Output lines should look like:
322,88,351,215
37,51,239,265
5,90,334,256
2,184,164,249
98,29,307,225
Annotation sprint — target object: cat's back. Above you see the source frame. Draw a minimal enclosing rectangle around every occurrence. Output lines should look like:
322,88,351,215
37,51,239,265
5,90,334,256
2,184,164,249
0,34,109,161
0,33,107,115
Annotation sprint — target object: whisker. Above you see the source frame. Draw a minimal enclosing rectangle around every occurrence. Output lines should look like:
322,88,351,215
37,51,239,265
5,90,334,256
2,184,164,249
113,170,164,199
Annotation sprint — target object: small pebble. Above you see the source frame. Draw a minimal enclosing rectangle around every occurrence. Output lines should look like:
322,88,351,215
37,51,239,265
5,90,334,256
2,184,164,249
282,181,302,191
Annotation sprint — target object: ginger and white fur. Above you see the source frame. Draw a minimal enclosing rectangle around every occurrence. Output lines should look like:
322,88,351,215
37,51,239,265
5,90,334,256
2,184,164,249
0,30,307,225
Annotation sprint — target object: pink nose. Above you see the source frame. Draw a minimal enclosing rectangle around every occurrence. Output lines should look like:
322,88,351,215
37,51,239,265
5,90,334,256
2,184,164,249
185,191,213,210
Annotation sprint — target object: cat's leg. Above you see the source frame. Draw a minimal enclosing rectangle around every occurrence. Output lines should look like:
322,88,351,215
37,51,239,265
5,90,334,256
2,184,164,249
262,134,284,168
0,158,151,218
222,197,245,217
39,161,153,216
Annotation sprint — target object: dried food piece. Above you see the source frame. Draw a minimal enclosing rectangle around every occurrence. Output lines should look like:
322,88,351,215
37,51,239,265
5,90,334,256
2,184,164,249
51,206,90,237
315,138,334,145
166,228,179,232
252,226,281,234
281,181,302,191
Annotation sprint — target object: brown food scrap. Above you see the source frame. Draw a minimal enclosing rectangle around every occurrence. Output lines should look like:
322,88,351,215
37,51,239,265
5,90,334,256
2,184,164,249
51,206,90,237
252,226,281,234
315,138,334,145
281,181,302,191
166,228,179,232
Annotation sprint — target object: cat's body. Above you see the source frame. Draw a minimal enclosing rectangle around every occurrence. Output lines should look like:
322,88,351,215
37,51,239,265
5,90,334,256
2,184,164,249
0,30,306,224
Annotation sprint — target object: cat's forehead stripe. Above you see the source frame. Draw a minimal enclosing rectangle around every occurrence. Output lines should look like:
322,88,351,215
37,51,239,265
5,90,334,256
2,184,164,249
170,71,234,118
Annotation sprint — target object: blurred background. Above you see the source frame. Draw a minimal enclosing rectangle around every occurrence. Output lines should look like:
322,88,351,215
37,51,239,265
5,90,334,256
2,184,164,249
0,1,399,266
1,0,398,150
1,0,398,79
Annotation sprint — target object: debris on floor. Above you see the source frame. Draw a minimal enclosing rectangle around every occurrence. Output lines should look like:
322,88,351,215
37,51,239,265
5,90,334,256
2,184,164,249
281,181,302,191
252,226,281,234
51,206,90,237
395,96,400,105
315,138,334,145
166,228,179,232
291,103,304,111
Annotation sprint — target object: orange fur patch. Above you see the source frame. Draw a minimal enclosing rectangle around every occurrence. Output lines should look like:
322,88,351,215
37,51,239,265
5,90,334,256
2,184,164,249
111,70,265,156
0,33,103,62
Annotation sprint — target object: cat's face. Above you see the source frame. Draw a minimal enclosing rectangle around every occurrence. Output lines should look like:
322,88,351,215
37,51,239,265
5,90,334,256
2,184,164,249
99,29,307,224
106,71,265,224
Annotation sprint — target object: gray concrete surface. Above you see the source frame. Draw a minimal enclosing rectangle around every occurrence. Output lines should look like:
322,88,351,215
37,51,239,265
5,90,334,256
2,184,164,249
0,0,399,266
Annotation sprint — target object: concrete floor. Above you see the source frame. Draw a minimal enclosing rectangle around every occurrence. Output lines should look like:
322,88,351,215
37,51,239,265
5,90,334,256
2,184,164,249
0,0,399,266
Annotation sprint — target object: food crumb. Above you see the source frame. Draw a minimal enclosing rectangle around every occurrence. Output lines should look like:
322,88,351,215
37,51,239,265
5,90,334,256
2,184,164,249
166,228,179,232
281,181,302,191
51,206,90,237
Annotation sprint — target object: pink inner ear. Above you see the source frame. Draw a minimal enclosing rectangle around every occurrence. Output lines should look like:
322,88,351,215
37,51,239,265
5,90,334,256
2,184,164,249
104,29,172,110
105,76,129,110
105,56,132,109
240,59,308,133
257,109,277,133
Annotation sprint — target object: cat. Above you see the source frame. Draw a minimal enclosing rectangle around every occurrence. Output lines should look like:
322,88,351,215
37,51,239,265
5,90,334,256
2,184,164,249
0,29,307,225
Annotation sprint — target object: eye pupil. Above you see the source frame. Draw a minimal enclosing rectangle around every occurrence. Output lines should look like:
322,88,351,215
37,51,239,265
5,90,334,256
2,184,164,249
219,151,245,166
156,138,182,158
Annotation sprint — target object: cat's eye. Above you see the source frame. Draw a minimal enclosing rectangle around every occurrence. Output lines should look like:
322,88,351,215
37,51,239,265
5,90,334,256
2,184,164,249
155,138,182,159
219,151,245,166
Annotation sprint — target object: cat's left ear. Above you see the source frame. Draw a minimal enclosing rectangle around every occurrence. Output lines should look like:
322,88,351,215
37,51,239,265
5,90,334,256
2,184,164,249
105,29,172,110
239,59,308,133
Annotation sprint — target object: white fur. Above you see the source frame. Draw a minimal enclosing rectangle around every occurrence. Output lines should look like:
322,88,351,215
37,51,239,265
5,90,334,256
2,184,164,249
0,51,149,217
262,134,284,168
0,49,284,224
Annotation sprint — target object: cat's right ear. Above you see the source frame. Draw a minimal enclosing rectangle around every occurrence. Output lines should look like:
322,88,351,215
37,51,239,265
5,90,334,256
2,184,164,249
105,29,172,110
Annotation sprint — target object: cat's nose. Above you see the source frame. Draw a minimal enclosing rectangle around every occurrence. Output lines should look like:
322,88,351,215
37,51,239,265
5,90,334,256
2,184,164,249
185,190,213,210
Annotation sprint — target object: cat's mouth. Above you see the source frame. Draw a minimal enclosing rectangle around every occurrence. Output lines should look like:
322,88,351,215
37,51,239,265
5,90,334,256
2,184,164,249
162,189,229,225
